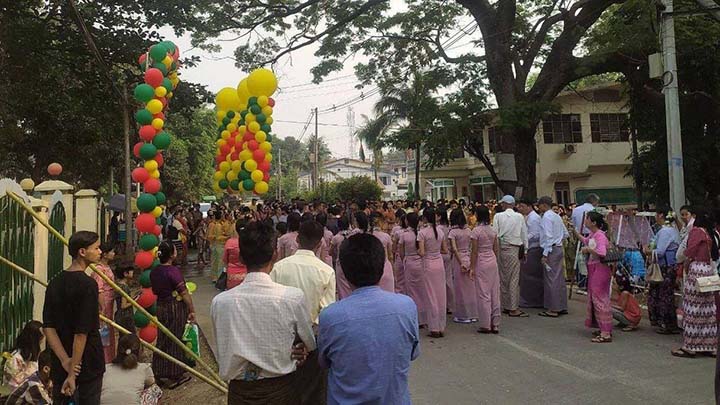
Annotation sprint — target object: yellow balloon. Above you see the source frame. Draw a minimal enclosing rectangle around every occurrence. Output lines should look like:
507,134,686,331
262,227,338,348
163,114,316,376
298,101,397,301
231,160,242,172
152,246,159,256
219,161,231,173
231,115,240,124
254,180,269,194
226,153,233,162
259,141,272,153
247,68,278,97
216,139,227,147
149,170,160,179
146,99,163,114
19,178,35,191
238,125,247,134
265,152,273,163
151,118,164,130
215,87,241,111
212,182,222,193
254,131,267,143
162,56,172,67
244,159,258,172
213,171,225,181
167,91,174,98
245,113,256,123
154,86,167,97
226,170,238,181
266,116,274,125
221,130,230,140
239,149,252,161
261,106,273,116
144,159,159,172
248,121,261,133
227,123,237,132
257,95,269,107
217,110,227,120
152,206,163,218
236,79,251,106
251,169,264,182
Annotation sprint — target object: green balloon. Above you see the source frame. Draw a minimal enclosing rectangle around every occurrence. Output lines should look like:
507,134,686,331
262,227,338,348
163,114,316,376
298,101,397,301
240,161,246,171
134,84,155,103
139,269,152,288
134,310,150,328
222,118,231,126
230,179,240,190
240,110,248,119
159,40,176,53
135,109,153,125
151,258,160,269
255,113,266,123
139,143,157,160
248,96,258,106
218,179,229,189
139,234,159,250
153,62,168,75
260,124,272,133
147,302,158,315
155,191,166,205
153,132,171,150
239,170,250,181
226,110,235,118
137,193,157,213
149,44,168,61
242,178,254,191
162,78,173,92
249,104,261,115
155,216,162,225
265,133,273,142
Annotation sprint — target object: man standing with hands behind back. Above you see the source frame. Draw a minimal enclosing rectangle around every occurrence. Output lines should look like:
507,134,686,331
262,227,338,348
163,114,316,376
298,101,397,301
43,231,106,404
492,195,529,318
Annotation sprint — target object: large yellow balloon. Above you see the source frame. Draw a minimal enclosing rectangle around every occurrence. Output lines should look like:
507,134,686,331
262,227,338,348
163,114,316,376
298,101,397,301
254,181,269,194
247,68,278,97
251,169,264,182
219,161,231,173
244,159,258,172
146,99,163,114
216,87,241,111
144,159,159,172
236,78,251,106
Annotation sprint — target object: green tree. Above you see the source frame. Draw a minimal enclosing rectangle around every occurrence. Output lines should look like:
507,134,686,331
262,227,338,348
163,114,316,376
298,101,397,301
335,176,382,202
355,114,390,182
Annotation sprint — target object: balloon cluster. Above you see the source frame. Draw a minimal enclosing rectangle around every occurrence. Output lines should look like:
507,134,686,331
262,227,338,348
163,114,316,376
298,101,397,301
130,40,180,343
135,272,158,343
212,68,278,195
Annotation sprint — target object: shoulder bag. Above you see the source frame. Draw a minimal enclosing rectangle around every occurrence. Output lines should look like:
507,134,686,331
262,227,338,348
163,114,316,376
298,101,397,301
646,251,664,284
696,229,720,292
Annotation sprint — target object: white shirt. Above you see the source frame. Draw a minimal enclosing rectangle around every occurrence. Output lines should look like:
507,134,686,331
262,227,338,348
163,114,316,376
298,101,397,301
492,208,528,249
572,203,595,235
210,272,316,381
271,249,336,324
100,363,154,405
526,210,542,249
540,210,569,257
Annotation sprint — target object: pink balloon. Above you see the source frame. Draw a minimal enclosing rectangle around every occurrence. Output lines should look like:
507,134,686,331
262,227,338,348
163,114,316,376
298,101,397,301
47,163,62,176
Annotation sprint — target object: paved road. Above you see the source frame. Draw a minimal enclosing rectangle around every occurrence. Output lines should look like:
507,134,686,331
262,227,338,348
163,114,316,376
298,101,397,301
184,263,715,405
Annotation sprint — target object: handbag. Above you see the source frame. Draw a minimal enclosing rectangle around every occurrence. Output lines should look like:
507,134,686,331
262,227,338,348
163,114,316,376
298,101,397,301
646,251,664,284
601,244,623,264
697,274,720,293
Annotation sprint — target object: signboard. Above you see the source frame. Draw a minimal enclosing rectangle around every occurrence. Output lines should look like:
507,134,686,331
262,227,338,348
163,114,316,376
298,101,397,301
575,187,635,205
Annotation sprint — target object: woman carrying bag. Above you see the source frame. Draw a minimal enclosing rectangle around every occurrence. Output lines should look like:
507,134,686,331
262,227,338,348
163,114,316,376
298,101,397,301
644,207,681,335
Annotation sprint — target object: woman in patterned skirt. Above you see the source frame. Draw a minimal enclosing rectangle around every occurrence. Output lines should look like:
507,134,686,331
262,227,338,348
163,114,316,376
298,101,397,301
672,209,718,358
645,207,681,334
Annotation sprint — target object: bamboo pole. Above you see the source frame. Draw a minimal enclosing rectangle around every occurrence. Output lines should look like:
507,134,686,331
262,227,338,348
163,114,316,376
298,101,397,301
5,191,227,388
0,255,227,394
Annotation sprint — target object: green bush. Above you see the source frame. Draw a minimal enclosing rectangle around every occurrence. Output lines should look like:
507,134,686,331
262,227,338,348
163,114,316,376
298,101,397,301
334,176,382,202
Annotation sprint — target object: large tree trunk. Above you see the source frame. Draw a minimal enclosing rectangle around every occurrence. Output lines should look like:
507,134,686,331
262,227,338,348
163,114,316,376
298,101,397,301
510,126,538,200
414,144,421,200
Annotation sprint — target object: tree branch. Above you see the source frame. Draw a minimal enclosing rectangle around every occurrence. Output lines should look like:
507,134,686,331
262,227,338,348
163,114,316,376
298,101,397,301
694,0,720,22
432,29,486,64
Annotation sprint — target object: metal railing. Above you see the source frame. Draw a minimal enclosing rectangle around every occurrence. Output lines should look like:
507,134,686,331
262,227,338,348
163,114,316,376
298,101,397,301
47,201,65,282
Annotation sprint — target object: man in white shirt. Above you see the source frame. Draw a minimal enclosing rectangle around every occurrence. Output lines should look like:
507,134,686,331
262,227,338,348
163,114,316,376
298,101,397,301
492,195,529,317
570,193,599,290
517,200,544,309
210,221,316,404
537,196,569,317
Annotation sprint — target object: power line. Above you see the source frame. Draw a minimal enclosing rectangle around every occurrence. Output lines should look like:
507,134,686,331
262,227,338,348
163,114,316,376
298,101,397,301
275,119,351,128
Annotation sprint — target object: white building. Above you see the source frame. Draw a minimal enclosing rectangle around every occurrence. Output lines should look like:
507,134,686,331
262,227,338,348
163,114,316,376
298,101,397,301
298,158,403,199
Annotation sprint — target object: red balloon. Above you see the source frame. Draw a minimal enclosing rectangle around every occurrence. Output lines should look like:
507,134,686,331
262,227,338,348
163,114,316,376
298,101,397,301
231,151,239,160
226,137,235,147
133,142,144,158
144,178,162,194
247,140,259,151
137,287,157,307
263,173,270,182
47,163,63,176
243,132,254,142
215,155,224,164
136,213,156,234
144,68,164,87
153,112,165,120
154,153,164,167
138,53,147,66
153,225,162,236
268,97,275,107
134,251,155,270
220,144,231,155
253,149,265,162
132,167,150,183
156,96,168,109
139,324,158,343
139,125,156,142
258,160,271,172
173,46,180,60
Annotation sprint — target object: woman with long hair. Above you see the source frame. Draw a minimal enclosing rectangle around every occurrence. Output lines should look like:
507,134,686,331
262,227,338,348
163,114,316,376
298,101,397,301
277,212,302,260
2,321,43,388
575,212,613,343
392,209,408,294
102,334,159,404
331,216,354,299
91,241,117,363
368,211,396,293
315,212,334,267
399,212,425,325
437,208,454,315
418,207,449,337
449,208,477,323
207,210,230,283
645,207,681,334
223,218,249,290
471,206,501,334
672,208,718,358
150,241,196,388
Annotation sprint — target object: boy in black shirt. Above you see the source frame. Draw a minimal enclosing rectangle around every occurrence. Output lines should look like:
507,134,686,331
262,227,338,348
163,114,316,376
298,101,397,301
43,231,105,404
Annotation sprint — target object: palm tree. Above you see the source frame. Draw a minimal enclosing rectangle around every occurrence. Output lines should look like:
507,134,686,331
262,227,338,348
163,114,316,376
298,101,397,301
374,71,446,200
355,114,390,182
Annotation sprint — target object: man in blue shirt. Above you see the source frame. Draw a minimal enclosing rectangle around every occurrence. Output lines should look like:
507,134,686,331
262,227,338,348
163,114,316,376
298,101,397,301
318,233,420,404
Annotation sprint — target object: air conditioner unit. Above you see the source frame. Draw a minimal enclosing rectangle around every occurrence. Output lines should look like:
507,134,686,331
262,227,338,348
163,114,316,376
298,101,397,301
563,144,577,154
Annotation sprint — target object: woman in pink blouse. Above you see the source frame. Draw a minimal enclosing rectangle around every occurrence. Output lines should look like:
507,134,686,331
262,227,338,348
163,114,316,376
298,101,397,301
574,212,613,343
223,219,248,289
92,242,117,362
277,212,301,260
417,207,449,338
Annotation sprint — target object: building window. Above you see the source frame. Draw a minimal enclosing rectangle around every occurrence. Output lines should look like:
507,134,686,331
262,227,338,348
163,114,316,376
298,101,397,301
451,145,465,159
554,182,571,207
380,176,389,186
488,127,502,153
590,113,629,143
542,114,582,144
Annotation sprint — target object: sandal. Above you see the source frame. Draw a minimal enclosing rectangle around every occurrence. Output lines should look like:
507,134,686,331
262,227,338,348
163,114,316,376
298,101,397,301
167,374,192,389
656,328,680,335
591,335,612,343
538,311,559,318
508,311,529,318
622,326,638,332
491,329,499,334
671,348,696,358
477,328,493,334
592,330,602,337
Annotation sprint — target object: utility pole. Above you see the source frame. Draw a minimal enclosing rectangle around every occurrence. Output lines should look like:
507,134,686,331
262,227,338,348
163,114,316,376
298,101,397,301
122,91,134,253
660,0,686,210
313,107,319,189
277,148,282,201
631,128,643,210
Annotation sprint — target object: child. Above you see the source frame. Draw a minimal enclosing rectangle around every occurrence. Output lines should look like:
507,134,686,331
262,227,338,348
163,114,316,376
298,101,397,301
2,321,43,388
101,334,159,405
91,241,117,363
611,271,642,331
5,349,53,404
114,262,136,334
